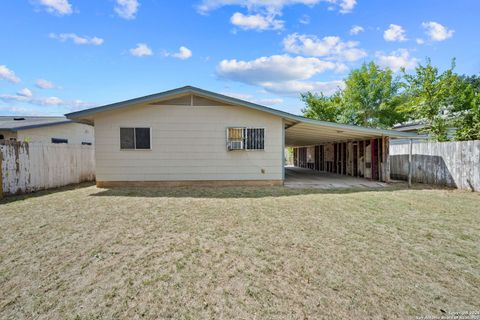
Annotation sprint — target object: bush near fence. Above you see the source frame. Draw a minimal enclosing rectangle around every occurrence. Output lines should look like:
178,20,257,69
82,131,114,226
390,140,480,191
0,141,95,195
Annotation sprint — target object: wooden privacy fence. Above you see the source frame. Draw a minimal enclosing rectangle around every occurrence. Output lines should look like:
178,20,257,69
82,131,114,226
390,140,480,191
0,141,95,195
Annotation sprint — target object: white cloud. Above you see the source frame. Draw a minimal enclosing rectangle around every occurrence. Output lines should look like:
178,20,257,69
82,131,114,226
17,88,33,98
217,54,345,95
349,25,364,35
218,54,339,83
230,12,284,30
37,0,72,15
129,43,153,57
422,21,454,41
221,92,283,105
375,49,418,72
283,33,367,62
198,0,356,14
163,46,193,60
115,0,140,20
339,0,356,13
261,80,345,95
0,65,21,83
0,91,94,109
197,0,356,31
299,14,310,25
35,79,57,89
416,38,425,45
49,33,104,45
383,24,407,42
172,46,193,60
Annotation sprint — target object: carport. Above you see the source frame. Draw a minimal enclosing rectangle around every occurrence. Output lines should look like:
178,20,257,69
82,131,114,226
283,117,417,185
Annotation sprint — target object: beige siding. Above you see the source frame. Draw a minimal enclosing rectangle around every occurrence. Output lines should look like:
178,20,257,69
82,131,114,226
94,103,284,182
16,123,94,144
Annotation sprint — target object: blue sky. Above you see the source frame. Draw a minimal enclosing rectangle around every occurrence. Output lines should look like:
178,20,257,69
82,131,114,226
0,0,479,116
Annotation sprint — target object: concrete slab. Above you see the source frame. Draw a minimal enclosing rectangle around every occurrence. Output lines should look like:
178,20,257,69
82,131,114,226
284,166,388,189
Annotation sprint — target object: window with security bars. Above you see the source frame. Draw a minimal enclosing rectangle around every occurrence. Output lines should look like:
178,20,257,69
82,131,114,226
227,127,264,151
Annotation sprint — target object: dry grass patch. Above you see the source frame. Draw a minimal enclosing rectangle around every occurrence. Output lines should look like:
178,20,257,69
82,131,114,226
0,184,479,319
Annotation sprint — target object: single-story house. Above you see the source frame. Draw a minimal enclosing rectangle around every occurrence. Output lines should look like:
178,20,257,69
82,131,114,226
0,116,94,145
66,86,417,187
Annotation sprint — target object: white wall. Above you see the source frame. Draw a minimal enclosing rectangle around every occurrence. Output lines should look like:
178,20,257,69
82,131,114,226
16,122,94,144
94,103,284,182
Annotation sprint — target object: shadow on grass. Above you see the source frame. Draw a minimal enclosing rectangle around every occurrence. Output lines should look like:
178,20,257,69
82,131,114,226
0,182,450,202
0,182,95,204
89,183,446,199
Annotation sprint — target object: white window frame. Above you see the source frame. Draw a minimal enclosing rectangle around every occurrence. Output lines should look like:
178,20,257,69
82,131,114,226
120,127,152,151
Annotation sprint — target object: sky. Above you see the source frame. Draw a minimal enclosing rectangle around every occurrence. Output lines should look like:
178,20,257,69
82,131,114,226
0,0,479,116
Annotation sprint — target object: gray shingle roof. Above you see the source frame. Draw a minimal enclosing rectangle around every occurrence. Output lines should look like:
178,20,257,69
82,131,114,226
0,116,72,131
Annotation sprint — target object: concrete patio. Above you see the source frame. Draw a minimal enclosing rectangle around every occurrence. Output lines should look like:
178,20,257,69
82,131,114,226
284,166,388,189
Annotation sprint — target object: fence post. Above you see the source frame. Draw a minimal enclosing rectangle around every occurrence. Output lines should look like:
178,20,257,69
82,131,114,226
0,149,3,199
408,139,413,188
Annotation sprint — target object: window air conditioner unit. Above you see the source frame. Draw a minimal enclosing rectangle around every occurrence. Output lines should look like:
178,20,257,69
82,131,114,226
228,140,243,151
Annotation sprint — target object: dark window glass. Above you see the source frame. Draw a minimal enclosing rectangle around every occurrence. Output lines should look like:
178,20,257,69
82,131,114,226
82,142,92,146
245,128,264,150
52,138,68,144
120,128,135,149
135,128,150,149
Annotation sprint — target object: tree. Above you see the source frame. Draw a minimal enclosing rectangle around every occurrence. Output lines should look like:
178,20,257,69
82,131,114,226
402,59,461,141
301,62,407,128
453,77,480,140
301,91,342,122
460,74,480,92
341,62,407,128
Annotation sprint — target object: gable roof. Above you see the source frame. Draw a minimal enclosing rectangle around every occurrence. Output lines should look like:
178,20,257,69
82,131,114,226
0,116,73,132
65,85,418,139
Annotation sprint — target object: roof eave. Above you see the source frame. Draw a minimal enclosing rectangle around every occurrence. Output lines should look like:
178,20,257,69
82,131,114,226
65,85,420,139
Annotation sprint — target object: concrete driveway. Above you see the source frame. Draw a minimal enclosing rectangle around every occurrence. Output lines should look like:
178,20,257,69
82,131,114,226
284,166,387,189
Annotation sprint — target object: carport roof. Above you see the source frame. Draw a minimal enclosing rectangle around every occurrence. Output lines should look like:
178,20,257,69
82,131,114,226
65,85,418,145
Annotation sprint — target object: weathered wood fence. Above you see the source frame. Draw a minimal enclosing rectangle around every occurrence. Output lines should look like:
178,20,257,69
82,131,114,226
390,140,480,191
0,141,95,195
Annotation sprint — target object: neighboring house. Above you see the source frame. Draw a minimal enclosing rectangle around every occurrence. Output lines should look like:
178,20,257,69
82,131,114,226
66,86,416,187
392,120,455,144
0,116,94,145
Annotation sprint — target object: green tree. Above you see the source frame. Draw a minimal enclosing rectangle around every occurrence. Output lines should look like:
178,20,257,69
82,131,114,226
453,77,480,140
460,74,480,92
301,62,407,128
340,62,407,128
402,59,462,141
301,91,342,122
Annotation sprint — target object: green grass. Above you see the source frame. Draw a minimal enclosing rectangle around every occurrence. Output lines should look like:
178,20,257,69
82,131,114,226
0,184,479,319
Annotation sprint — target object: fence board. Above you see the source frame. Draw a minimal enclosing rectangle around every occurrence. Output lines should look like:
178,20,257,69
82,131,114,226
0,142,95,195
390,140,480,191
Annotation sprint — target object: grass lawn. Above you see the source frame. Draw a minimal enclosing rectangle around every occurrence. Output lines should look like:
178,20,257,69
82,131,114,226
0,184,479,319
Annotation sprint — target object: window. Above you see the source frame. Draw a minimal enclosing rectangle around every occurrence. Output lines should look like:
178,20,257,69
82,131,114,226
82,142,92,146
227,127,264,151
52,138,68,144
120,127,151,150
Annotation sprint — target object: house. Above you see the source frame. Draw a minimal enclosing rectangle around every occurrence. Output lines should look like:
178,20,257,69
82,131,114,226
0,116,94,145
66,86,417,187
